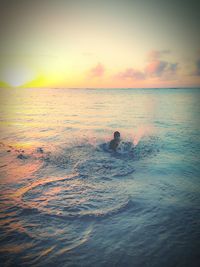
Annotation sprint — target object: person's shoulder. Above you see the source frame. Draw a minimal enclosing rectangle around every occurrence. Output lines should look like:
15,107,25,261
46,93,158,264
109,139,115,145
109,139,116,149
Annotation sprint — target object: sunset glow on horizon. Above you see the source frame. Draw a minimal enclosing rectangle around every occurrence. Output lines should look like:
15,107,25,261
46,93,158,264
0,0,200,89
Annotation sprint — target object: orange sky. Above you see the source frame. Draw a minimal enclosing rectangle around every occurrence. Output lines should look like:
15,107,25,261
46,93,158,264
0,0,200,88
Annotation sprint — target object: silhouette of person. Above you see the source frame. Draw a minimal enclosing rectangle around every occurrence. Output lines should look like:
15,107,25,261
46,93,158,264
109,131,121,151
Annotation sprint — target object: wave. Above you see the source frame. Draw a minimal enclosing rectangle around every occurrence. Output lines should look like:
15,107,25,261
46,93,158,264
0,134,161,170
1,135,161,223
10,171,134,221
40,135,160,177
17,198,134,221
75,157,135,178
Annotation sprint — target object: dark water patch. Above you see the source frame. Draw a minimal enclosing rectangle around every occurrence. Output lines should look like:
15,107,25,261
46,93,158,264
0,216,93,267
17,154,29,160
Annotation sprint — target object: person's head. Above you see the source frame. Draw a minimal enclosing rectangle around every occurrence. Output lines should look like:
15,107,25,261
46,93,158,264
114,131,120,140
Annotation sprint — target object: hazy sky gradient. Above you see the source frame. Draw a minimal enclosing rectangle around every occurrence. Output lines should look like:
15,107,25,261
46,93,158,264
0,0,200,88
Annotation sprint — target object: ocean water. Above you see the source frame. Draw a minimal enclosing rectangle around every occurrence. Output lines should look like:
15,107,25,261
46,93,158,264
0,87,200,267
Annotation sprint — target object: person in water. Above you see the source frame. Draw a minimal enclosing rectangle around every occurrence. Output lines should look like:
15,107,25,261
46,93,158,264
109,131,121,151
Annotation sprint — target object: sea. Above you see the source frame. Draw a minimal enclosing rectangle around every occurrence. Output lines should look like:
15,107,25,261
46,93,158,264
0,87,200,267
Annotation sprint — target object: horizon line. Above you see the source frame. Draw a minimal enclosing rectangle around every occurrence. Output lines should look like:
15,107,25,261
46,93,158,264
1,86,200,90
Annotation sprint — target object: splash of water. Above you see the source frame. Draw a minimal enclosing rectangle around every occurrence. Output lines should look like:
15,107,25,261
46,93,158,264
132,125,155,146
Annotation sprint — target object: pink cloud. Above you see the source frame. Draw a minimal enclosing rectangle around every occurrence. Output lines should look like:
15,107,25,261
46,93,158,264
145,49,178,78
113,49,178,82
145,60,168,77
116,68,146,80
89,63,105,77
145,60,178,78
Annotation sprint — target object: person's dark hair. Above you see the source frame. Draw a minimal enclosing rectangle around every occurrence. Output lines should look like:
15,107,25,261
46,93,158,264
114,131,120,138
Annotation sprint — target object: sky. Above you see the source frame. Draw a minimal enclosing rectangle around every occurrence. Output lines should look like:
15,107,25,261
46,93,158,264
0,0,200,88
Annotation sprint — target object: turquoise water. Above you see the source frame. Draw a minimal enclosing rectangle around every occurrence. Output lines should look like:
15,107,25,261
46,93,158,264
0,88,200,267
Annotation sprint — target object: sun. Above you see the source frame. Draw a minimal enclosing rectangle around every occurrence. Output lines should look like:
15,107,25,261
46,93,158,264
1,67,35,88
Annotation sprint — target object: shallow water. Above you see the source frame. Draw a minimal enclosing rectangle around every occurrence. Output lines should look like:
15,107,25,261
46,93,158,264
0,88,200,267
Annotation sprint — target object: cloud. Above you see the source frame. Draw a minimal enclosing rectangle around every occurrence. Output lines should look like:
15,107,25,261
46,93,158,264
148,50,170,61
145,60,168,77
145,60,178,77
169,63,178,73
114,49,178,82
116,68,146,80
145,50,178,78
89,63,105,77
